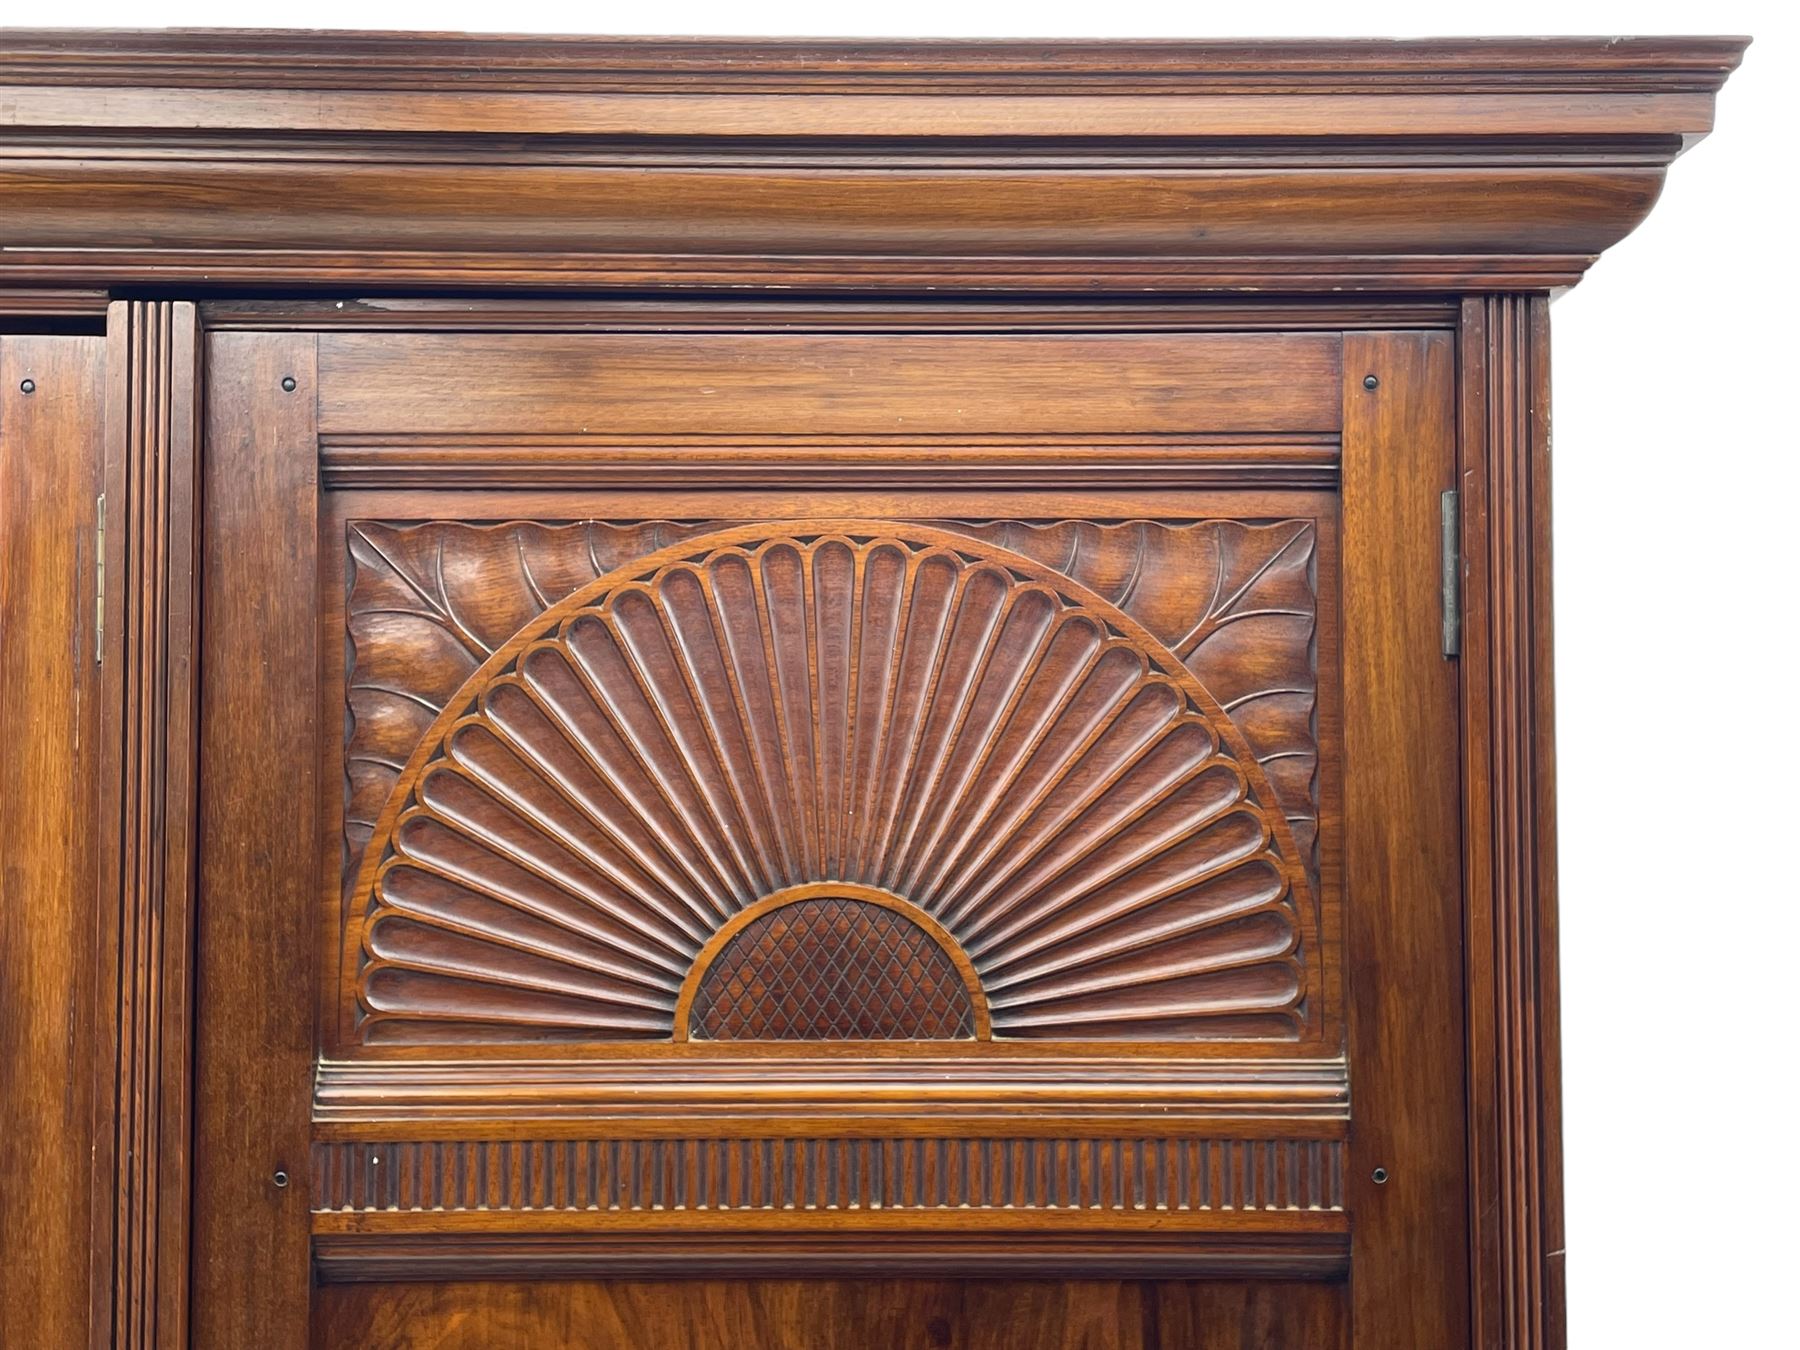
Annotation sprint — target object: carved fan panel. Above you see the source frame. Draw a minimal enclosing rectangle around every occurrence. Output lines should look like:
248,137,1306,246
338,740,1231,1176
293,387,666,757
346,518,1319,887
342,519,1323,1046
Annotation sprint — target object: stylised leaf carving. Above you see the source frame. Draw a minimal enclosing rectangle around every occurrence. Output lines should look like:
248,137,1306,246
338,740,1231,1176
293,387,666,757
344,521,712,874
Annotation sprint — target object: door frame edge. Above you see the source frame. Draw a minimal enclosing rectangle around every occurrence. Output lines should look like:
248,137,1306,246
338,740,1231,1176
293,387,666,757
1457,293,1567,1350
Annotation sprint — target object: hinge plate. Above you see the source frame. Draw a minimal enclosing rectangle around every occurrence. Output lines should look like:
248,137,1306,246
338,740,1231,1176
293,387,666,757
95,492,105,665
1440,488,1461,659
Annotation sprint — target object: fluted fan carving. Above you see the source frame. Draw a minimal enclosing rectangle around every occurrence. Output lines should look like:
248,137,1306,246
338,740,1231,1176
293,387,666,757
350,523,1316,1043
344,518,1320,897
935,520,1319,884
344,520,716,883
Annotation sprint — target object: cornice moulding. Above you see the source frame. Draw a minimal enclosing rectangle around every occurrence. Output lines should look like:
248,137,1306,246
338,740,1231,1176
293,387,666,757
0,32,1750,294
0,31,1750,93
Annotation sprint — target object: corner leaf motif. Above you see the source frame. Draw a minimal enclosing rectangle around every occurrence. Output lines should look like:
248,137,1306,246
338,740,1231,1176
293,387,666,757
344,521,713,885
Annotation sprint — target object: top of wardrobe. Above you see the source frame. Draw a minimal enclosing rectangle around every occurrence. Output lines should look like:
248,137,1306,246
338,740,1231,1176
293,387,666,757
0,31,1748,91
0,31,1750,298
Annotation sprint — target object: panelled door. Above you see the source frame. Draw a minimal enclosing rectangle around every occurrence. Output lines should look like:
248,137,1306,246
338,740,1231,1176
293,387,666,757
192,306,1466,1349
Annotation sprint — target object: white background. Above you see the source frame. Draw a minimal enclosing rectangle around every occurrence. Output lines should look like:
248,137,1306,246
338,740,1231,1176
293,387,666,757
32,2,1797,1344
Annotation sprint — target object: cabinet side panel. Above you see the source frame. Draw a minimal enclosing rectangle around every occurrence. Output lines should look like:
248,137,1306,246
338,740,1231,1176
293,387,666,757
1459,294,1564,1350
0,335,105,1348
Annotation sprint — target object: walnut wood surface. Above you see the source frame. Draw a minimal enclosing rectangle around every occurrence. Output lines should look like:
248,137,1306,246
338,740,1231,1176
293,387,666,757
287,326,1354,1289
0,333,104,1350
340,514,1324,906
1340,331,1468,1345
677,887,989,1042
1459,295,1565,1350
317,333,1342,436
0,31,1749,89
312,1277,1347,1350
192,332,319,1348
94,301,202,1350
0,32,1745,293
343,521,1319,1047
0,28,1745,1350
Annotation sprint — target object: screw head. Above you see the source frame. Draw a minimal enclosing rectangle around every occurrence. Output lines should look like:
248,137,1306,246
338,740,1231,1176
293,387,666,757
1371,1166,1389,1185
272,1169,289,1188
1363,374,1380,390
280,375,297,393
19,378,36,394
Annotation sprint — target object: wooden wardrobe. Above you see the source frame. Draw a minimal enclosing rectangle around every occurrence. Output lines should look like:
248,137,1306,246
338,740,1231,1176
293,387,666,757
0,30,1746,1350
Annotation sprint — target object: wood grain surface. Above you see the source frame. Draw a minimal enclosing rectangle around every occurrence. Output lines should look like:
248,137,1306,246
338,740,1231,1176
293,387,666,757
191,333,319,1350
312,1277,1348,1350
0,33,1745,292
0,29,1743,1348
0,334,105,1350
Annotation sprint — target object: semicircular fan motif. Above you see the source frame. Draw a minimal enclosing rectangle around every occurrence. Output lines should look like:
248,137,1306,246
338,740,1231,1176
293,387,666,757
352,524,1316,1044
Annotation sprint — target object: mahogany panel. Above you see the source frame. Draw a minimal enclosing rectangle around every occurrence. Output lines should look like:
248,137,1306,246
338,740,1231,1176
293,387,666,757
306,451,1347,1279
1152,1280,1348,1350
307,476,1347,1297
0,333,104,1350
315,333,1342,436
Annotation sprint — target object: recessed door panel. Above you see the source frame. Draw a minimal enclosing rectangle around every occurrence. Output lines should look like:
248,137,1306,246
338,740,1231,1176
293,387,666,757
193,315,1462,1349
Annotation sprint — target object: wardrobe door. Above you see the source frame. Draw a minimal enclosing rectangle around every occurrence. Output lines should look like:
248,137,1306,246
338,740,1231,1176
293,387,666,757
0,334,106,1350
192,315,1464,1349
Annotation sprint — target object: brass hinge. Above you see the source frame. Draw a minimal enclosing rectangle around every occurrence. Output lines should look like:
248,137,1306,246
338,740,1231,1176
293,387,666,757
94,493,105,665
1440,488,1461,659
